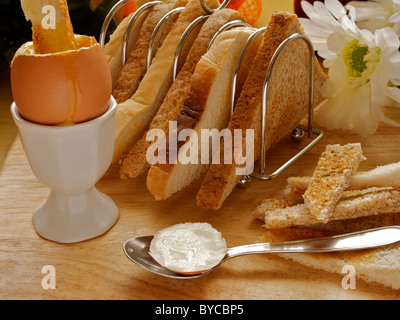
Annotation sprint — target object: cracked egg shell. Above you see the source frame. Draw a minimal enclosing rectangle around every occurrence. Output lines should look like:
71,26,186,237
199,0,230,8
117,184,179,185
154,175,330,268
11,35,112,125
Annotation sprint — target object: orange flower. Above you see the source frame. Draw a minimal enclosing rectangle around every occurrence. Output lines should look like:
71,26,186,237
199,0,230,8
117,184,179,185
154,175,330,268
89,0,135,17
124,1,136,16
220,0,262,25
237,0,262,25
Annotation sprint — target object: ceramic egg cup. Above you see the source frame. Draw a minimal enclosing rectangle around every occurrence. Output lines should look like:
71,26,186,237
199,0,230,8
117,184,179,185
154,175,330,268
11,97,119,244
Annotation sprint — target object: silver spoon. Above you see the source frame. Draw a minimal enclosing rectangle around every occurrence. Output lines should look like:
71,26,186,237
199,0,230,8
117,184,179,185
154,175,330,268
123,226,400,279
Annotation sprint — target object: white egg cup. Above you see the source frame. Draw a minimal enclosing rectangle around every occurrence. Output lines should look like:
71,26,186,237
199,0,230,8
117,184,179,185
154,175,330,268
10,97,119,244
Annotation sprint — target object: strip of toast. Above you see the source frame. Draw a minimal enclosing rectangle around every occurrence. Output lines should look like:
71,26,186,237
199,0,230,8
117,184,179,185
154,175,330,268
257,187,400,229
196,11,328,211
286,161,400,200
253,198,299,220
303,143,366,223
111,0,187,103
113,0,220,164
260,221,400,290
119,9,246,179
146,27,258,200
257,209,399,235
21,0,76,53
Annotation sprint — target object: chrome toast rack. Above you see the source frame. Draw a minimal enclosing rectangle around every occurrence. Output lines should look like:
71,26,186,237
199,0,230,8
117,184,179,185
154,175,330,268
249,32,324,182
100,0,324,186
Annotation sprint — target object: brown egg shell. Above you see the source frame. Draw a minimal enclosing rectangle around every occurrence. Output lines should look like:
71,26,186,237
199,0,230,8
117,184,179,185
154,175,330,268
11,35,112,125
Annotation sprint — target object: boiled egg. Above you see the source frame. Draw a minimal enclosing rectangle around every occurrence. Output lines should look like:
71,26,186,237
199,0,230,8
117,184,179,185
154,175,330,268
10,35,112,125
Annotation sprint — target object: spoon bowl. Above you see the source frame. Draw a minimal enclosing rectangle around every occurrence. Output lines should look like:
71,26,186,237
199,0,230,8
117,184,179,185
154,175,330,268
124,236,216,279
124,226,400,279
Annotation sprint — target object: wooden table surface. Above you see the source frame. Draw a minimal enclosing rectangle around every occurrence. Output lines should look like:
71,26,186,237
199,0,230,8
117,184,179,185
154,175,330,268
1,112,400,300
1,1,400,301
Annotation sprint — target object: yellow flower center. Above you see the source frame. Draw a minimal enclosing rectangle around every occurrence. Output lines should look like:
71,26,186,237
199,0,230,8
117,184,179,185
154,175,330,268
342,40,369,78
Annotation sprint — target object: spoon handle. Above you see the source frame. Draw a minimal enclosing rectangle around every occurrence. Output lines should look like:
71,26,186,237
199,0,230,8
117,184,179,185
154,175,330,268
226,226,400,259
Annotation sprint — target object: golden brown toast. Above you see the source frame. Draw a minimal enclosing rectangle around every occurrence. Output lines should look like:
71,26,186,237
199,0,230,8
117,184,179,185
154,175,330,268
303,143,366,222
112,0,187,103
256,187,400,229
196,11,328,211
119,9,246,179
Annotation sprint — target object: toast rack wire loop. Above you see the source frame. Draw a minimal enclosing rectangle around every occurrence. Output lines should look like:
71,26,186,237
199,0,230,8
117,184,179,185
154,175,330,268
206,20,251,52
172,14,210,81
231,26,267,115
147,6,185,70
100,0,135,48
101,0,233,75
99,0,163,67
122,1,163,66
200,0,231,14
246,32,324,184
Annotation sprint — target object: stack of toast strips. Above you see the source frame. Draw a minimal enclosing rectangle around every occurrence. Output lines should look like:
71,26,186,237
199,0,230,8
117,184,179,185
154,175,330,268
255,143,400,290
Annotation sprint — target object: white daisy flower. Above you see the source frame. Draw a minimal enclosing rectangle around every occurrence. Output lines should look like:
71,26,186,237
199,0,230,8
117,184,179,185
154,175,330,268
299,0,348,53
300,0,400,136
347,0,400,37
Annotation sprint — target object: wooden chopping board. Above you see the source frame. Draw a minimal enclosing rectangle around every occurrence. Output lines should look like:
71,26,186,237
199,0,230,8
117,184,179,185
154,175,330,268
1,110,400,300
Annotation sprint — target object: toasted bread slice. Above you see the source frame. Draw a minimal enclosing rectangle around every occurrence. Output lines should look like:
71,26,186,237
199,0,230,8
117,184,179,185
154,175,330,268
305,213,400,235
196,11,328,211
261,221,400,290
119,8,246,179
286,161,400,200
111,0,187,102
146,26,258,200
258,187,400,229
105,10,149,86
256,204,400,234
21,0,77,53
113,0,220,164
303,143,366,223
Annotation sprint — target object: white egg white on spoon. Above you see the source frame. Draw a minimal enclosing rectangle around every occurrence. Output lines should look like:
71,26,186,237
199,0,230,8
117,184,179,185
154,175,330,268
149,222,227,275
